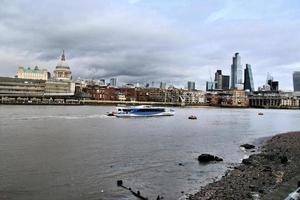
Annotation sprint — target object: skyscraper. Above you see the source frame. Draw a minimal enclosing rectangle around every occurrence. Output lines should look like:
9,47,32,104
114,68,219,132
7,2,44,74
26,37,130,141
293,71,300,92
214,70,222,90
231,53,243,89
110,78,117,87
222,75,230,90
187,81,195,91
244,64,255,92
214,70,230,90
160,82,167,89
206,81,214,91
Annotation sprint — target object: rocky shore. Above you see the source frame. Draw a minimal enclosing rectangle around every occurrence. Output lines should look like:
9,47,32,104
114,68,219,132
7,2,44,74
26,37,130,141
189,131,300,200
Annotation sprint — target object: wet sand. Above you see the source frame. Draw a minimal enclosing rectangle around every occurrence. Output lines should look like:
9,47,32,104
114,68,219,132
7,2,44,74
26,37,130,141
189,132,300,200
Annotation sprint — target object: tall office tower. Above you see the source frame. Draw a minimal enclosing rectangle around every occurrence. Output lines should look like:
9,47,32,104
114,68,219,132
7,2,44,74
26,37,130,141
110,78,117,87
293,71,300,92
244,64,255,92
206,81,214,91
231,52,243,89
214,70,222,90
187,81,195,91
160,82,167,89
222,75,230,90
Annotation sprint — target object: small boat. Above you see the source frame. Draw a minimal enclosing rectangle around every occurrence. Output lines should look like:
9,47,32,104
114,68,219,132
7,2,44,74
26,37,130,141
188,115,197,120
112,105,175,117
258,112,264,115
107,112,115,116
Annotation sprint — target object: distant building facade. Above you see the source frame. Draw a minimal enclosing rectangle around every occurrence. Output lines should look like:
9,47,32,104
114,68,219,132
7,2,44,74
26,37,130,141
266,74,279,91
187,81,195,91
244,64,255,92
17,66,48,80
214,70,222,90
0,77,46,98
45,80,75,96
206,81,214,91
222,75,230,90
293,71,300,92
214,70,230,90
258,73,279,92
160,82,167,89
221,89,249,107
53,50,72,81
231,53,243,89
110,78,117,87
180,91,206,105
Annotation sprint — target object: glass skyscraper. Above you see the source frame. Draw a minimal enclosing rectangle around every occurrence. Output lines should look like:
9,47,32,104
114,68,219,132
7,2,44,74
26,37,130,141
187,81,195,91
231,53,243,89
293,71,300,92
110,78,117,87
244,64,255,92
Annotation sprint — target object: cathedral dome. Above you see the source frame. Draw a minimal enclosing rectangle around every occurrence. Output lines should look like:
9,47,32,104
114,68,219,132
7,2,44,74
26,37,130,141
55,50,70,69
53,50,72,81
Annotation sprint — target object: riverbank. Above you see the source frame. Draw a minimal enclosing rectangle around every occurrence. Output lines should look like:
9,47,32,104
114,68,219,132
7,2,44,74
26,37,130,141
189,131,300,200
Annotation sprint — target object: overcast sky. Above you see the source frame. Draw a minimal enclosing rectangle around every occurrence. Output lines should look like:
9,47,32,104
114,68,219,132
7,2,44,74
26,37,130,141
0,0,300,90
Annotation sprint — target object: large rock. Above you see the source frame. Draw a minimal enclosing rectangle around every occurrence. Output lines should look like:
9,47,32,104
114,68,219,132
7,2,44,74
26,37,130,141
198,154,223,163
240,144,255,149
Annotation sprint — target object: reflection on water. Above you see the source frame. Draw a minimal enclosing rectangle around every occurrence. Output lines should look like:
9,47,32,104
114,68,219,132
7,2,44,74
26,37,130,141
0,105,300,200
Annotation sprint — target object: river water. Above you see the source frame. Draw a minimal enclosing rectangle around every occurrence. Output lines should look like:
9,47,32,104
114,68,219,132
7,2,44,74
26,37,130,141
0,105,300,200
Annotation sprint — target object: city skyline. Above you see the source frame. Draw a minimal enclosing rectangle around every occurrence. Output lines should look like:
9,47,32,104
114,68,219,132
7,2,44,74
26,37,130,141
0,0,300,90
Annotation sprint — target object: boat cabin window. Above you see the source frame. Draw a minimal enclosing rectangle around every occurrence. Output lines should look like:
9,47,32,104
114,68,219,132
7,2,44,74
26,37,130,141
136,108,165,112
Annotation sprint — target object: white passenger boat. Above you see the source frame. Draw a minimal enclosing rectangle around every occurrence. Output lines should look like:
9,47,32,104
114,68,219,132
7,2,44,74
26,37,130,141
110,105,175,117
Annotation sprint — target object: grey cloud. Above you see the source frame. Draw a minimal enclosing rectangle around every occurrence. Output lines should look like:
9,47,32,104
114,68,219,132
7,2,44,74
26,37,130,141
0,0,300,90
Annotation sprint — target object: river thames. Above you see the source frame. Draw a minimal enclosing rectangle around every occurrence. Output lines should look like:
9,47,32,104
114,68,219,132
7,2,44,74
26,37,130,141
0,105,300,200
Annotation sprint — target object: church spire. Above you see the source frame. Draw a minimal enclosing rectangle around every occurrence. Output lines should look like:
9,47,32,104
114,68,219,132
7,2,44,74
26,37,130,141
61,49,65,61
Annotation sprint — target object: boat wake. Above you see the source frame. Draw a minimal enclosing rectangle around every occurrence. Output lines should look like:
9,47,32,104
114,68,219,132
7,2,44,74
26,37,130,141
9,114,110,121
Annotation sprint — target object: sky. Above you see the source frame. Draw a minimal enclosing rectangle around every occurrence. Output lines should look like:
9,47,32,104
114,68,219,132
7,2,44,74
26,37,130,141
0,0,300,90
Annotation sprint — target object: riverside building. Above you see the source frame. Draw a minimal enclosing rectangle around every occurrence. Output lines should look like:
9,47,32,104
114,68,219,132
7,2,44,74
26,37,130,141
0,77,46,103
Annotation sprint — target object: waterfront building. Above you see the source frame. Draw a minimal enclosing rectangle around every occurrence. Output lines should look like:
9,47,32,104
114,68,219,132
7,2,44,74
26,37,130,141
187,81,195,91
180,91,206,105
249,91,300,108
206,81,214,91
0,77,46,99
231,53,243,89
44,80,75,96
221,89,249,107
293,71,300,92
53,50,72,81
110,78,117,87
17,66,48,80
244,64,255,92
